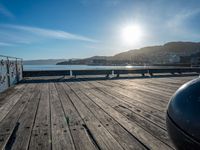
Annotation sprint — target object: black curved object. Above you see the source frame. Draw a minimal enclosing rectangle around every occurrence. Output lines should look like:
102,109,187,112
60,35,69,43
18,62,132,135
166,78,200,150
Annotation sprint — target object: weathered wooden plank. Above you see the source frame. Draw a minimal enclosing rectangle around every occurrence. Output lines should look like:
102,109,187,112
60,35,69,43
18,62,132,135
68,81,147,150
62,82,124,150
49,83,75,150
94,86,165,126
124,79,181,93
99,80,171,105
55,82,98,150
72,82,172,150
77,81,173,146
79,83,173,148
0,84,27,122
7,83,41,150
0,76,196,149
110,79,174,97
0,83,36,149
92,81,167,112
87,81,166,121
29,83,51,150
0,84,25,107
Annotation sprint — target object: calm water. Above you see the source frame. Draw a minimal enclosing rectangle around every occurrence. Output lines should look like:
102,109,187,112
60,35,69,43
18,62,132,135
23,65,146,71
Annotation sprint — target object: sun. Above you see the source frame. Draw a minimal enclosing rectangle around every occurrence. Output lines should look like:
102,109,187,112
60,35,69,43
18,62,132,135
121,24,143,45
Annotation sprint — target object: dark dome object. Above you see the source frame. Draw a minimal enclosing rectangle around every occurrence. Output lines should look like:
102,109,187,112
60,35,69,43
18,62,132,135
166,78,200,150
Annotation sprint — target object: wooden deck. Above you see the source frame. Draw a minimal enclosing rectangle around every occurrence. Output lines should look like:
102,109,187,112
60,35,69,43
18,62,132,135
0,75,198,150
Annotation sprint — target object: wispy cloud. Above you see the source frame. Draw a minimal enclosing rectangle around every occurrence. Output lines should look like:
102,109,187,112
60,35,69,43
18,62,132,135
164,8,200,40
0,24,98,46
5,24,98,42
0,4,14,18
0,42,14,46
167,8,200,28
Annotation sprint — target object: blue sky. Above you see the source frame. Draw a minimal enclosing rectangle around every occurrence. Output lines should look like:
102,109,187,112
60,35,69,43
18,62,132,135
0,0,200,60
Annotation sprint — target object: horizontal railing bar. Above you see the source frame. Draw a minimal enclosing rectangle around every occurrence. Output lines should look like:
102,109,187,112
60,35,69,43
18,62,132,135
0,55,23,60
23,67,200,77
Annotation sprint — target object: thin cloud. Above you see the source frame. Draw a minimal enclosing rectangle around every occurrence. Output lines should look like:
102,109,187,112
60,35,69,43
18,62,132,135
4,24,98,43
0,4,15,18
0,42,14,46
164,8,200,40
167,8,200,28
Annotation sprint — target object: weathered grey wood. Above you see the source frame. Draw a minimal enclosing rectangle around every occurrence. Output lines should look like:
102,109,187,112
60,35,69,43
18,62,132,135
99,80,172,104
76,81,174,147
84,87,173,147
72,83,172,150
29,83,51,150
68,81,147,150
87,81,166,122
0,84,27,122
0,76,197,149
0,84,36,149
8,83,41,150
49,83,75,150
63,82,124,150
110,80,174,97
91,80,167,112
55,82,98,150
0,84,25,107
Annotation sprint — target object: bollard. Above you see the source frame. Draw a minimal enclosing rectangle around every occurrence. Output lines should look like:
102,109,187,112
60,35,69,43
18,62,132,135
166,78,200,149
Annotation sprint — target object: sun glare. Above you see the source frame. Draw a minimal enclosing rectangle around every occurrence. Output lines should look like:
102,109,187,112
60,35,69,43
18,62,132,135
121,24,143,45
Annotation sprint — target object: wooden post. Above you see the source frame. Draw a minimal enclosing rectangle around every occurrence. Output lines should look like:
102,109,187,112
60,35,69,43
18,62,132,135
6,57,10,87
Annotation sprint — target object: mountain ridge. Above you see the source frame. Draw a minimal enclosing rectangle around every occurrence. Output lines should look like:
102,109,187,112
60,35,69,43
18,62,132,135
57,41,200,65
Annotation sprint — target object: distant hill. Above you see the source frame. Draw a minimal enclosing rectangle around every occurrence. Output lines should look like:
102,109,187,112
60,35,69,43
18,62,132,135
111,42,200,64
24,59,67,65
57,41,200,66
57,56,110,65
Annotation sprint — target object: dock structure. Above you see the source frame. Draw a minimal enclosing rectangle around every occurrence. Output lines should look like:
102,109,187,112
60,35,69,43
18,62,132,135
0,55,23,93
0,74,198,149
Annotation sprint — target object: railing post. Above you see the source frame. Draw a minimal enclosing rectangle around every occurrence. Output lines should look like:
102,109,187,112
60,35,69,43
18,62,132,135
21,59,23,78
15,58,19,83
112,70,114,76
70,70,73,77
6,57,10,87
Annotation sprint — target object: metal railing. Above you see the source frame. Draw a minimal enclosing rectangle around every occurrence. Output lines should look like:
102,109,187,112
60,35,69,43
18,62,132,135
0,55,23,93
23,67,200,78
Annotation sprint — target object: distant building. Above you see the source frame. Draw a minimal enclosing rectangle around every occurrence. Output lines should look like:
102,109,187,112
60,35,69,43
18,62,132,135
180,52,200,66
180,56,191,64
191,52,200,66
91,59,107,65
169,54,180,63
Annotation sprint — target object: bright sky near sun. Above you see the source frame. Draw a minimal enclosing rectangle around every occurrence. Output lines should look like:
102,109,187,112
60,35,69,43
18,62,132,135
0,0,200,60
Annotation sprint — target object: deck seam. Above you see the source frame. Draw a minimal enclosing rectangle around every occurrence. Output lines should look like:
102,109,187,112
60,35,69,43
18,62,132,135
73,81,149,150
53,82,76,150
76,79,174,149
1,84,37,149
27,85,42,150
64,82,125,150
59,82,102,150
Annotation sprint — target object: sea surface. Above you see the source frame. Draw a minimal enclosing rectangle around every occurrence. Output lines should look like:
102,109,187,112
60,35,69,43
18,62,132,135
23,65,146,71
